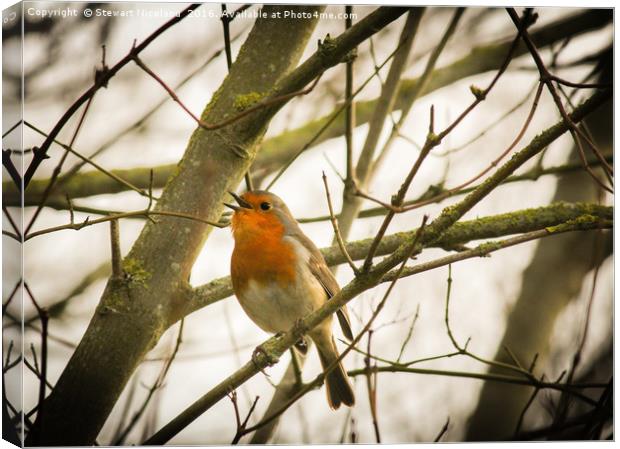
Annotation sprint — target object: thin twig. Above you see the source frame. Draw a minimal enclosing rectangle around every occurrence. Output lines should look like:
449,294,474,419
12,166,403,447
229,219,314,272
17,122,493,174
25,93,96,235
24,358,54,390
230,393,260,444
24,282,49,444
24,120,152,200
3,355,22,374
1,279,21,314
434,417,450,442
23,4,203,187
3,341,14,371
2,206,21,240
443,265,462,350
503,345,525,371
133,53,322,133
30,343,40,375
289,348,303,387
436,81,538,157
364,330,381,443
548,73,611,90
112,374,140,442
2,150,21,188
223,301,252,407
24,208,227,241
228,4,251,21
514,374,545,436
506,8,613,193
322,172,359,275
221,4,234,69
396,304,420,363
113,319,185,445
2,119,22,138
221,3,253,191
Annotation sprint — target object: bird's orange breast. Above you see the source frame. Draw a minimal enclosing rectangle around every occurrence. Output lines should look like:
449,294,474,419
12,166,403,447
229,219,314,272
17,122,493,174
230,211,298,294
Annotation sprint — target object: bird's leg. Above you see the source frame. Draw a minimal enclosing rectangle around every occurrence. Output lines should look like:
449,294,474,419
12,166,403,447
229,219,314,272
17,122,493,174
293,317,308,337
251,346,271,377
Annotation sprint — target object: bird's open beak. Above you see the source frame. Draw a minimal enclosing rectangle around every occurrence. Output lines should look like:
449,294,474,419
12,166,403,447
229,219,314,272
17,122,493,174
224,191,252,211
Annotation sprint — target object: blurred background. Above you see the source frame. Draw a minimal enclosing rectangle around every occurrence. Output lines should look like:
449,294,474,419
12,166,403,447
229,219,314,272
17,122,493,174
2,1,613,444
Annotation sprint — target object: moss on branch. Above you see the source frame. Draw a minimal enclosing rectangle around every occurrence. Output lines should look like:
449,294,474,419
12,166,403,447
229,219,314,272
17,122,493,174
187,202,612,314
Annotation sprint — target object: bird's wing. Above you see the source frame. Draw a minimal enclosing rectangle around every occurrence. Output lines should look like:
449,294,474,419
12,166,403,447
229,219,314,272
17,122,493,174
295,232,354,341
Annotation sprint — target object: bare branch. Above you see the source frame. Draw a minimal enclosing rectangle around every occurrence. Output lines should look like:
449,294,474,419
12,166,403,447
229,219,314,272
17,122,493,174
133,54,323,134
25,208,227,241
506,8,613,192
322,172,359,275
434,417,450,442
25,93,96,235
23,3,203,187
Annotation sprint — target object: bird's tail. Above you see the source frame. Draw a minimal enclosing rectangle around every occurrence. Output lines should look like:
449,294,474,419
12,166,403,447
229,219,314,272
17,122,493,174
316,335,355,409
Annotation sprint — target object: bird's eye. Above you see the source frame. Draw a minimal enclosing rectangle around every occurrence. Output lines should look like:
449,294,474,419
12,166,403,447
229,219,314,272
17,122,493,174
260,201,272,211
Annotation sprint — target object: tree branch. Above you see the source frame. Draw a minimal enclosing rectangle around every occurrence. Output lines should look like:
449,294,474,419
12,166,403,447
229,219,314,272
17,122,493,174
7,10,609,206
23,3,202,188
187,201,611,314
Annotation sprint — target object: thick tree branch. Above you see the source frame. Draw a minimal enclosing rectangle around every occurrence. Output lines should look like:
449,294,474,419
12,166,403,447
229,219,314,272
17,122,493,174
186,201,611,313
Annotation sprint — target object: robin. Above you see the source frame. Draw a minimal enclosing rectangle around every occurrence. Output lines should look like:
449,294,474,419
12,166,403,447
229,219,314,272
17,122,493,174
225,190,356,409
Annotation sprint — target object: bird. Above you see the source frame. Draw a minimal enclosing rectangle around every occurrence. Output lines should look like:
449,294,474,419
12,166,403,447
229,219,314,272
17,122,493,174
225,190,355,409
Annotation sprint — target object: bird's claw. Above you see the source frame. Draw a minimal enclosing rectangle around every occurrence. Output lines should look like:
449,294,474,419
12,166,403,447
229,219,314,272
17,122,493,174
293,318,307,336
252,344,278,377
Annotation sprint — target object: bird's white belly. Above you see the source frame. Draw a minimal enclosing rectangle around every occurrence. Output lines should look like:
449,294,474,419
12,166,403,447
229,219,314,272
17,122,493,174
237,262,328,334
